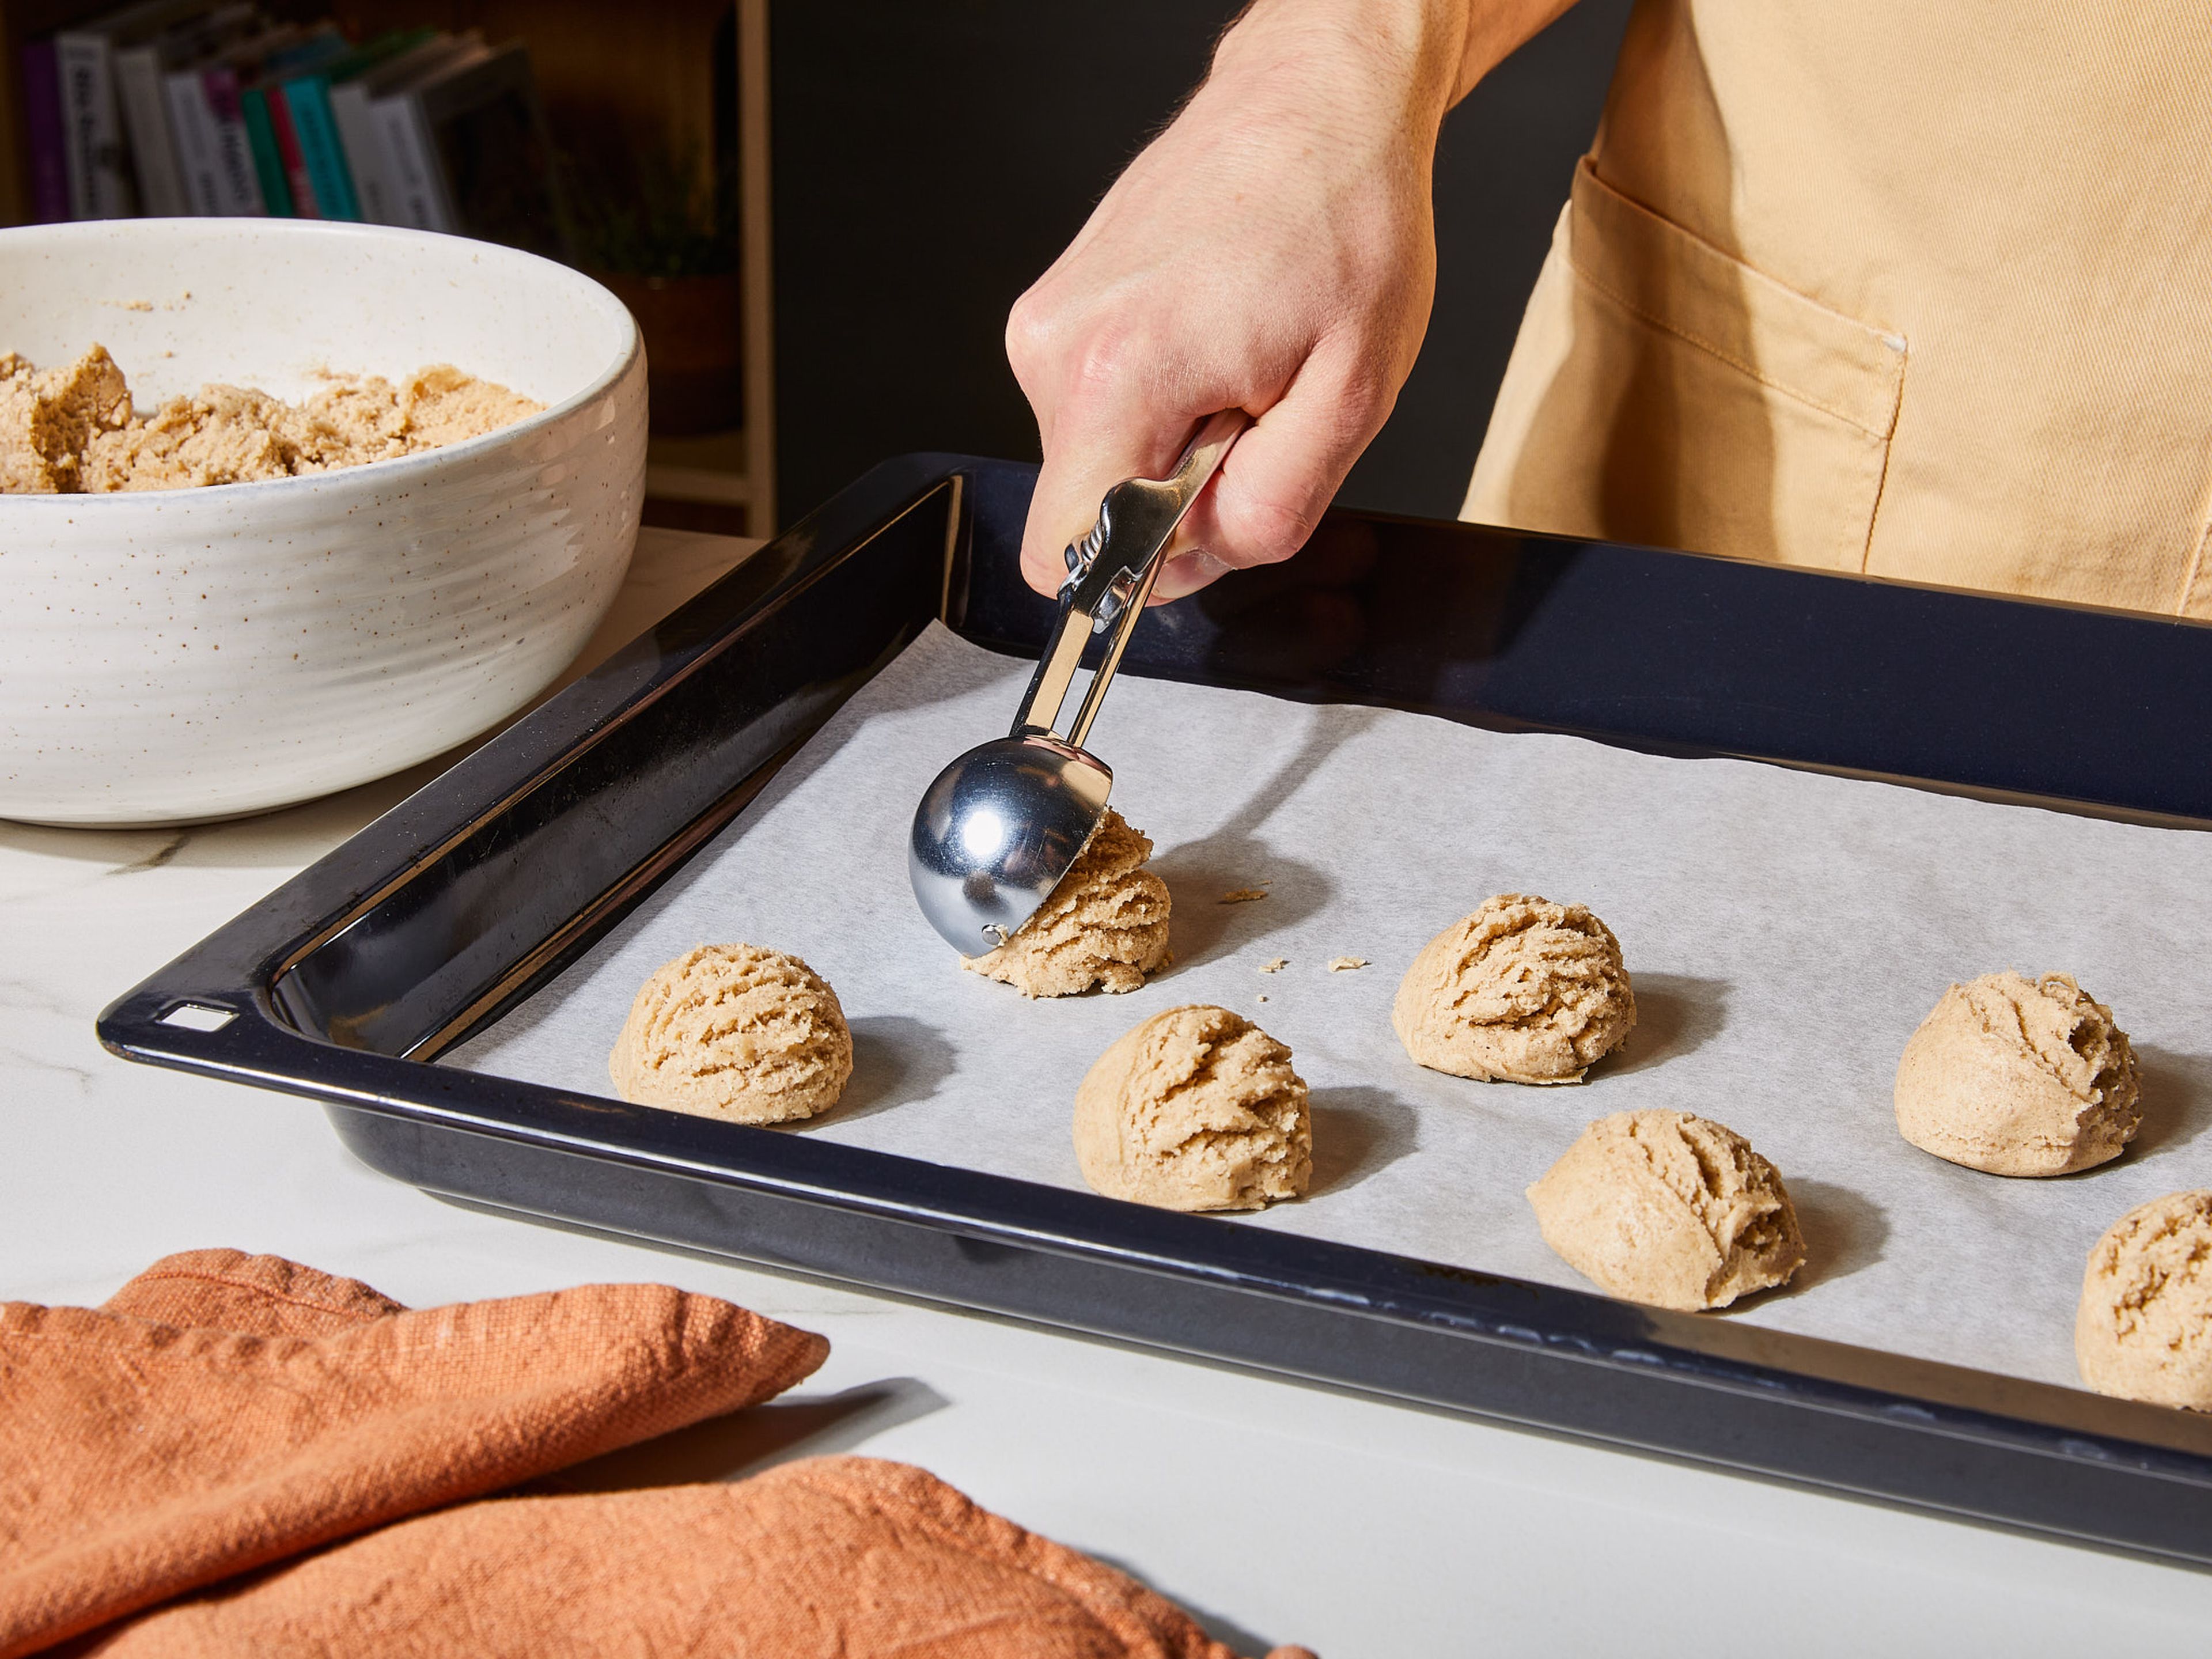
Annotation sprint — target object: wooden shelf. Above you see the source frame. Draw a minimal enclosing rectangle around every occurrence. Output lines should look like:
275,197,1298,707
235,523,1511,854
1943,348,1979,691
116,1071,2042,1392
645,427,749,509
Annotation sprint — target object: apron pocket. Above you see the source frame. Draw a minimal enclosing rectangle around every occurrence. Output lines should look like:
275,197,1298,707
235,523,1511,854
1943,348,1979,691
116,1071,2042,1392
1484,157,1907,573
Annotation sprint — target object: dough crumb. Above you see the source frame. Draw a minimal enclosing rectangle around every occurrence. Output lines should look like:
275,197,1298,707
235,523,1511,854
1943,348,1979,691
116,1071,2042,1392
1894,971,2139,1176
1393,893,1635,1084
1327,956,1368,972
0,344,541,494
1219,886,1270,904
1528,1109,1805,1311
1255,994,1269,1003
1074,1004,1311,1212
609,944,852,1125
1259,957,1289,974
963,808,1171,997
2077,1191,2212,1410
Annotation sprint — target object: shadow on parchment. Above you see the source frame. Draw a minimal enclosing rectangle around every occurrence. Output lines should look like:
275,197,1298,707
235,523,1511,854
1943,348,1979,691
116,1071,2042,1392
1601,972,1729,1076
1306,1086,1421,1198
2124,1045,2212,1164
539,1377,951,1493
1758,1178,1889,1301
818,1014,959,1126
1153,707,1386,972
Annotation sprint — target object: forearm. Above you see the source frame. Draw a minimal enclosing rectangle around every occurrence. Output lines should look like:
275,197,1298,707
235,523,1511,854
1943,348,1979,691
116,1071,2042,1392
1209,0,1580,127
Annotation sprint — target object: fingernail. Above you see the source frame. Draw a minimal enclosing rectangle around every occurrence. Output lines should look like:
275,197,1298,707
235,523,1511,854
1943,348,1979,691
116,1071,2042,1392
1153,548,1230,601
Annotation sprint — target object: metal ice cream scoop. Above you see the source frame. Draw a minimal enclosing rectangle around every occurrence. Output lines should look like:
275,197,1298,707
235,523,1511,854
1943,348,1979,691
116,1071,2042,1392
908,410,1248,953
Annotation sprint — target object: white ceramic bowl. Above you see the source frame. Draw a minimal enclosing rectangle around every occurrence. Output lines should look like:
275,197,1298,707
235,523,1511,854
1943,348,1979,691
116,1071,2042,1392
0,219,645,825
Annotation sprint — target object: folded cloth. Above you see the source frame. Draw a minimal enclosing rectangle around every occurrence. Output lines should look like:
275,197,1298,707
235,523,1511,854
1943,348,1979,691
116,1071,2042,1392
86,1459,1277,1658
2,1253,1309,1659
0,1250,829,1657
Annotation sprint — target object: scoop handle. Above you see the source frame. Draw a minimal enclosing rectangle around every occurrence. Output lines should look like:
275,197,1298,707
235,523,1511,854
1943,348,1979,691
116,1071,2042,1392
1010,409,1249,747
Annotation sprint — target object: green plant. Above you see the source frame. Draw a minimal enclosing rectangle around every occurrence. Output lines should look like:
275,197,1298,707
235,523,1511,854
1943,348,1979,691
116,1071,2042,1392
560,139,738,279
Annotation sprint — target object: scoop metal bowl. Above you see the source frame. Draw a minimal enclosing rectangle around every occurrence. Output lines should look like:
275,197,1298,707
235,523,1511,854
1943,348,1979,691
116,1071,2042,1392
908,411,1248,953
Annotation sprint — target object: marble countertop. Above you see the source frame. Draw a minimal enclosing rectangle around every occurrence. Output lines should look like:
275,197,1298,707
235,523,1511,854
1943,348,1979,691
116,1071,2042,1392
6,527,2210,1656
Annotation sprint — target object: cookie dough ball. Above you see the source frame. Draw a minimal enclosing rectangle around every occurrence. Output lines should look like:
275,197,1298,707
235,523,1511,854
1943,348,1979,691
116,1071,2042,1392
2076,1192,2212,1410
1527,1110,1806,1311
1393,894,1636,1084
1073,1005,1310,1212
964,808,1171,997
1894,971,2139,1177
609,944,852,1124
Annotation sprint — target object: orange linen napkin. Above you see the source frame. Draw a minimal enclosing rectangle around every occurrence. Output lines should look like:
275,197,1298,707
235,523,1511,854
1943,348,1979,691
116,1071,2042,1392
0,1249,828,1657
2,1252,1308,1659
86,1459,1271,1658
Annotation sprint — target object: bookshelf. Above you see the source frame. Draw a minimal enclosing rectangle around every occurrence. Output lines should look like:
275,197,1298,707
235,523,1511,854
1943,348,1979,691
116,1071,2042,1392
0,0,774,532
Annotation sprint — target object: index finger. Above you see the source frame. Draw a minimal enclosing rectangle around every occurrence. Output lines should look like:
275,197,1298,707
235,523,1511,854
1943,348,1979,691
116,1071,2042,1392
1018,391,1200,598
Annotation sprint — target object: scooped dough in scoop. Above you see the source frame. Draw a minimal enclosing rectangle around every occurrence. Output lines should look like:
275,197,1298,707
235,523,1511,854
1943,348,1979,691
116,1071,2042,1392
2077,1190,2212,1410
1894,971,2139,1176
963,808,1171,997
1073,1003,1311,1211
1392,893,1636,1084
609,944,852,1124
1527,1109,1806,1311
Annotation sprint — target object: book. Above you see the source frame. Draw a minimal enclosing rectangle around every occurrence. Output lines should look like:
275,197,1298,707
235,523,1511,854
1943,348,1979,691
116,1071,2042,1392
278,29,432,223
165,22,297,215
237,81,289,213
55,0,218,218
366,38,491,232
20,40,69,222
328,33,476,226
113,5,259,218
270,81,325,217
171,25,342,218
197,62,265,213
253,24,351,221
375,41,565,256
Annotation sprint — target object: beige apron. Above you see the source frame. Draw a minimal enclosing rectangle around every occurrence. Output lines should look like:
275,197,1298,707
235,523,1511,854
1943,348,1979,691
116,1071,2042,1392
1465,1,2212,616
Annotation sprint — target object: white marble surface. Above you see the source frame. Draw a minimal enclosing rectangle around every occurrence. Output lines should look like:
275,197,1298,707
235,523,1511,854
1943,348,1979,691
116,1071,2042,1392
6,527,2211,1656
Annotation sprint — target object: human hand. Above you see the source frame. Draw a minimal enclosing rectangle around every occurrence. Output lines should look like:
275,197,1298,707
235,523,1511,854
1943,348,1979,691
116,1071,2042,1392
1006,1,1533,600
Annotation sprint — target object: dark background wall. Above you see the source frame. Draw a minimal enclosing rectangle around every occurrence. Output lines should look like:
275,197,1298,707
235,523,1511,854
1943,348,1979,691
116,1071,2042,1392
770,1,1632,529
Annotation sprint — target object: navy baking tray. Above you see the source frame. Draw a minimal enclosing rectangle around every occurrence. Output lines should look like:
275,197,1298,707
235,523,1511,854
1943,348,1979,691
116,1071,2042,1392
101,455,2212,1565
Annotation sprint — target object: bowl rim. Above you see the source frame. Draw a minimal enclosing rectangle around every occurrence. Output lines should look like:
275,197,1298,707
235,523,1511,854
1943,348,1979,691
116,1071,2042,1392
0,218,642,507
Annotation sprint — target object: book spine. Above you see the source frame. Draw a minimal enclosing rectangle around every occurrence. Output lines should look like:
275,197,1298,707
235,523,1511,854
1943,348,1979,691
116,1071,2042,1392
287,77,360,221
164,68,220,214
237,85,292,215
371,93,451,232
200,67,265,215
20,41,69,223
56,32,138,219
113,44,189,218
263,84,317,215
327,81,387,222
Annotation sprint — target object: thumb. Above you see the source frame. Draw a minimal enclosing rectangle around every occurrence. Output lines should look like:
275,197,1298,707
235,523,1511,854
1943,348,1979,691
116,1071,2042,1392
1018,399,1194,599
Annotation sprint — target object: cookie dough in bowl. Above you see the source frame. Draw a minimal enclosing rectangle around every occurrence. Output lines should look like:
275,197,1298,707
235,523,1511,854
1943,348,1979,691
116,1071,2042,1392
610,945,853,1125
0,218,644,825
1527,1109,1806,1311
2076,1191,2212,1410
1073,1004,1310,1211
1894,971,2140,1176
0,346,540,492
1393,893,1636,1084
963,808,1171,997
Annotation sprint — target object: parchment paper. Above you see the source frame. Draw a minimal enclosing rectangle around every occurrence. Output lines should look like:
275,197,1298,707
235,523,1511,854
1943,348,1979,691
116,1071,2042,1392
448,623,2212,1389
